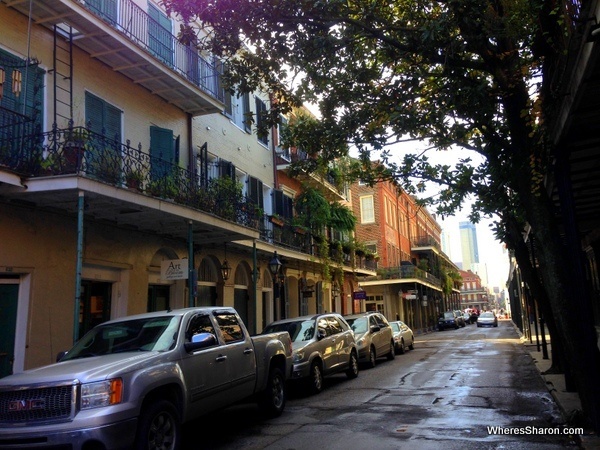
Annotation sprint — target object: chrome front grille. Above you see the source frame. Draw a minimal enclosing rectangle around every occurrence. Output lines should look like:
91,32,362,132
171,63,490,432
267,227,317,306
0,383,76,424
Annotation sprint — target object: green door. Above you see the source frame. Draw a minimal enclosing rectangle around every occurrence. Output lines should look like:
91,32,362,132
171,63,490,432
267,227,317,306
0,283,19,379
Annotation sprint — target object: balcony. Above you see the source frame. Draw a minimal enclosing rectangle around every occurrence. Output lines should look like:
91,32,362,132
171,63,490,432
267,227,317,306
2,0,223,115
0,124,259,243
276,147,345,201
363,264,442,288
411,236,441,251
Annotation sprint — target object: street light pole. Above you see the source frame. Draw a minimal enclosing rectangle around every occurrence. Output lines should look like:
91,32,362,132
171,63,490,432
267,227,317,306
269,251,283,320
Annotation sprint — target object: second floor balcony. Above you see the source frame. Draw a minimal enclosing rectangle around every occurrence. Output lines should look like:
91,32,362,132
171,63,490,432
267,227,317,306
0,122,375,277
364,264,442,287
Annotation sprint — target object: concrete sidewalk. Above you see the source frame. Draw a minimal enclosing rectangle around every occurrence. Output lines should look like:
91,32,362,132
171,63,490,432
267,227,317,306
524,338,600,449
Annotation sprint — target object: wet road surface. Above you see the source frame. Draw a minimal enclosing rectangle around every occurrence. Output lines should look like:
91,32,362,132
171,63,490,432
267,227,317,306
182,320,580,449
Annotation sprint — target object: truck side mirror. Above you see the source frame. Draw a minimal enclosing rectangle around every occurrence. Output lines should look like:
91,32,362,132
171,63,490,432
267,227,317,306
184,332,217,352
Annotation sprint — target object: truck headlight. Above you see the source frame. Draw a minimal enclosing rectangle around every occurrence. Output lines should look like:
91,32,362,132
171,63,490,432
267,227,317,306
293,351,304,363
81,378,123,409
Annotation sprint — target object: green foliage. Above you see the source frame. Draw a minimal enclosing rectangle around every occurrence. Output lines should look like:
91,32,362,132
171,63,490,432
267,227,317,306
294,186,330,233
328,202,356,232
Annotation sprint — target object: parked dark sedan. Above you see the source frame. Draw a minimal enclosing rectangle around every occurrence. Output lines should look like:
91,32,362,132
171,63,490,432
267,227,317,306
438,311,459,330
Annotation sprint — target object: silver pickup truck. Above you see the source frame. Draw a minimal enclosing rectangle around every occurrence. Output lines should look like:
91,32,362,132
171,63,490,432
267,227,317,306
0,307,293,450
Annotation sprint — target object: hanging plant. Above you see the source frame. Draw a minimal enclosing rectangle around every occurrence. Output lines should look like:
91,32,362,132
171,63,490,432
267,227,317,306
328,202,356,232
294,186,330,233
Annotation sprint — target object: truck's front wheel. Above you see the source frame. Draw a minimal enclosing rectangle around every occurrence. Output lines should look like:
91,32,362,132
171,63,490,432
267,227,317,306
135,399,181,450
258,367,286,418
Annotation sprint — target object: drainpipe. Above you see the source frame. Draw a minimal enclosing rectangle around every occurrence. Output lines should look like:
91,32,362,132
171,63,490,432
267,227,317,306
253,240,258,330
73,191,84,344
188,220,195,307
188,113,194,176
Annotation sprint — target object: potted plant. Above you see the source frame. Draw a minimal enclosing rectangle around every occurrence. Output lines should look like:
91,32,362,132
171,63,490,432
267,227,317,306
63,127,90,169
125,169,144,191
269,213,285,227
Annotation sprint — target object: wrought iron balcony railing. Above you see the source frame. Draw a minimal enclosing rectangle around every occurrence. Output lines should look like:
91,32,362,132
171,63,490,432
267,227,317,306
365,265,442,286
0,124,257,227
1,123,373,270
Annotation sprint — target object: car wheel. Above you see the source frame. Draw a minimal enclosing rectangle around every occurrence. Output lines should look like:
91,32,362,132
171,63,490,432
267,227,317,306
408,338,414,351
135,399,181,450
397,338,405,355
259,367,286,417
368,346,377,368
346,350,359,379
387,341,395,360
308,361,324,394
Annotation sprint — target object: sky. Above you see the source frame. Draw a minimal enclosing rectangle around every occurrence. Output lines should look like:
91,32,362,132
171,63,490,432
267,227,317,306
438,213,510,290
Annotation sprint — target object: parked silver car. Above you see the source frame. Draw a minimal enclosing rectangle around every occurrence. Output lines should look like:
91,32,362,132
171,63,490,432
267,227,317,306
389,320,414,354
345,312,395,368
263,313,359,394
477,311,499,327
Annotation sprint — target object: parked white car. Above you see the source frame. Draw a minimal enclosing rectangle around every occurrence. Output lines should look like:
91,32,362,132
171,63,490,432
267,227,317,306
389,320,415,354
345,312,395,368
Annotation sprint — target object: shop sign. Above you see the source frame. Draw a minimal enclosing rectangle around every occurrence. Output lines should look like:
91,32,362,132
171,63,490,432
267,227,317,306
161,259,189,280
353,290,367,300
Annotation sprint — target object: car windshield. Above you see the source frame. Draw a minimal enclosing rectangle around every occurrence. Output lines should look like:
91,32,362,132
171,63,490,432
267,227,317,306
61,316,181,360
346,317,368,334
263,320,315,342
480,312,494,318
443,312,455,319
390,322,401,332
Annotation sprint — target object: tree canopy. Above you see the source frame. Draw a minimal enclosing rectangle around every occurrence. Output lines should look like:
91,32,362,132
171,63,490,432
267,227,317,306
162,0,600,431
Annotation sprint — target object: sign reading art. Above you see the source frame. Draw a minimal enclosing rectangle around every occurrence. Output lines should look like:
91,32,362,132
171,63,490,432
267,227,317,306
161,259,189,280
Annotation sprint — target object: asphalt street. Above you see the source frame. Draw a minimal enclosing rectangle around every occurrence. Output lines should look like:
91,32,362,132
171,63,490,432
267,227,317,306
182,319,587,449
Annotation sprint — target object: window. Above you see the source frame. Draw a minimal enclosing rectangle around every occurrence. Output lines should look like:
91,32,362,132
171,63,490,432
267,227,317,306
148,4,173,66
255,97,269,146
213,312,244,343
247,176,264,209
86,0,117,23
149,125,178,179
327,316,343,334
225,92,251,133
273,189,293,220
186,315,217,343
85,92,122,140
0,49,44,146
360,196,375,223
317,317,330,337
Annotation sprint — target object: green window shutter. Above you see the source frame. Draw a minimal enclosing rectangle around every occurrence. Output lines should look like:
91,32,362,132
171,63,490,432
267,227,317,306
148,4,173,66
85,92,104,132
248,176,264,207
84,92,122,141
150,125,174,178
255,97,268,146
273,190,293,220
86,0,117,23
242,93,251,133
